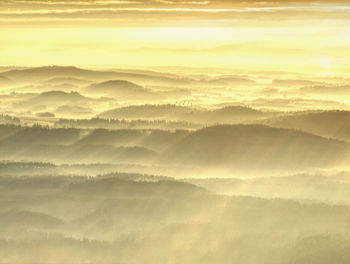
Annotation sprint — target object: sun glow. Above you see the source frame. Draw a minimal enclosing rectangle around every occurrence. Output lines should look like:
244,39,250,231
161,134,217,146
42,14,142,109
0,0,349,75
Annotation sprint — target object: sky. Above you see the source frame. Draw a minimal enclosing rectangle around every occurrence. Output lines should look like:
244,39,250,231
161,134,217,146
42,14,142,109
1,0,350,74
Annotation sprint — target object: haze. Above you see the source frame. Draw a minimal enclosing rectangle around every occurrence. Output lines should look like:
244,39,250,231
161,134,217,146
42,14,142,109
1,1,350,264
1,0,350,73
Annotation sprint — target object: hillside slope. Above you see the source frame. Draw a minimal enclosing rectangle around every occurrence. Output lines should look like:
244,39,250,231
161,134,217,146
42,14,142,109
160,124,350,171
267,110,350,141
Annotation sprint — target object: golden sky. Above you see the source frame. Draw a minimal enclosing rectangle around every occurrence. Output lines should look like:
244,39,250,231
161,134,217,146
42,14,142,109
1,0,350,74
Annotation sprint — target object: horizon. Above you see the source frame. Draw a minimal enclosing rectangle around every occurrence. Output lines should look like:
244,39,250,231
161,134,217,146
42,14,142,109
1,64,349,78
1,0,350,74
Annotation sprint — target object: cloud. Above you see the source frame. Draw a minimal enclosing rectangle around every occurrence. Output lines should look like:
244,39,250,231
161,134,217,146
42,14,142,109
1,5,350,21
2,0,350,13
1,0,349,72
5,0,140,5
1,0,350,27
300,85,350,95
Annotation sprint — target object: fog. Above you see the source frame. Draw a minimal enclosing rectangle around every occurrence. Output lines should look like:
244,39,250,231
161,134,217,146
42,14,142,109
0,64,350,263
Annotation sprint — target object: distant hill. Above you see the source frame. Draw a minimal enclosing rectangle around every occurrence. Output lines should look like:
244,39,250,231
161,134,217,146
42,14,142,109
35,112,55,118
1,66,260,89
202,106,278,123
0,126,81,146
0,142,157,164
31,91,88,102
0,126,160,163
85,80,190,100
48,83,77,91
160,124,350,172
73,128,146,146
73,128,189,152
15,91,94,110
283,235,350,264
2,124,349,172
84,80,155,99
203,76,255,86
0,210,63,230
1,169,350,263
99,104,279,123
300,84,350,95
55,105,94,116
266,110,350,141
0,124,22,141
66,145,157,163
86,80,144,93
0,74,12,86
272,79,324,86
1,66,191,86
7,83,80,93
0,125,187,151
0,74,9,81
3,66,90,79
99,104,198,119
185,171,350,203
43,77,92,85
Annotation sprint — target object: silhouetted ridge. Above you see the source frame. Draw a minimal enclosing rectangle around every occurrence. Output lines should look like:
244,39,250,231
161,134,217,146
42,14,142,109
267,110,350,141
0,125,81,146
98,104,277,123
1,66,191,85
212,106,261,115
15,91,93,109
205,106,276,123
3,66,87,79
161,124,350,170
88,80,144,91
43,76,91,85
36,91,87,100
0,210,63,229
84,79,156,99
0,74,9,80
99,104,196,119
